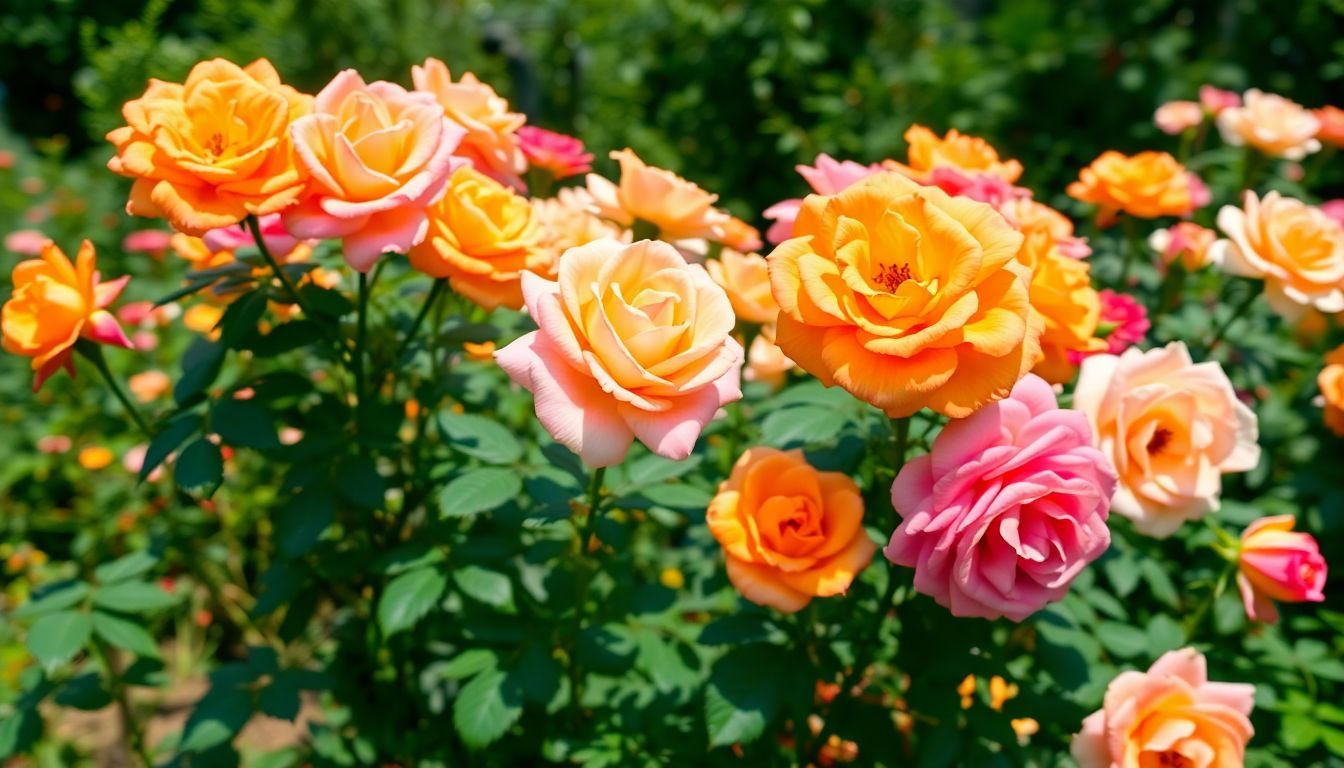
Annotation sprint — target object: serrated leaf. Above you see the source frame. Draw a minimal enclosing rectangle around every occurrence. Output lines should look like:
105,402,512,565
378,567,448,637
27,611,91,672
438,412,523,464
452,668,523,750
439,468,521,518
92,612,161,658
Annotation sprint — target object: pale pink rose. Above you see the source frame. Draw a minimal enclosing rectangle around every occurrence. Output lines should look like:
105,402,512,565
412,58,527,189
203,212,305,257
1072,648,1254,768
1237,515,1326,623
1074,342,1259,537
1320,199,1344,228
284,70,466,271
1185,172,1211,210
117,301,156,327
495,238,743,466
884,374,1116,621
37,435,72,454
517,126,594,179
1199,85,1242,114
1148,221,1215,272
5,229,48,256
133,330,159,351
1154,100,1204,134
928,167,1030,207
128,370,171,402
1216,89,1322,159
123,443,164,482
763,154,882,244
121,229,172,258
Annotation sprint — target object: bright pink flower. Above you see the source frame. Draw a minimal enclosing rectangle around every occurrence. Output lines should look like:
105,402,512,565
1092,289,1149,356
1200,85,1242,114
517,126,594,179
884,374,1117,621
1154,100,1204,134
763,154,882,244
1321,199,1344,228
5,230,48,256
1186,172,1211,210
203,212,304,257
1237,515,1326,623
927,167,1030,207
121,229,172,258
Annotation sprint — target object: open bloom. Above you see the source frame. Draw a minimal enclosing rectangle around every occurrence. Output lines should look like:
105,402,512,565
2,240,133,390
284,70,465,271
885,124,1023,184
719,216,763,253
1320,344,1344,436
744,327,795,390
202,211,306,257
768,171,1041,418
532,187,628,264
1012,222,1104,384
1210,191,1344,319
999,198,1091,260
1217,89,1322,159
1072,648,1254,768
586,149,728,241
409,166,546,310
1154,101,1203,134
106,58,311,235
707,248,777,325
708,447,876,613
1092,290,1149,355
1067,151,1193,224
1149,221,1216,272
927,167,1029,208
412,58,526,187
763,154,882,245
495,238,743,466
885,374,1116,621
516,126,593,179
1237,515,1327,623
1074,342,1259,537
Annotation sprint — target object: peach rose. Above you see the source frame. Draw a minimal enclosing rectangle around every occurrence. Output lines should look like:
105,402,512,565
1067,151,1193,224
1314,105,1344,148
1216,89,1321,159
284,70,466,271
719,216,763,253
495,239,743,466
768,171,1041,418
129,370,172,402
412,58,526,188
744,327,795,390
1319,344,1344,436
409,166,546,310
1023,247,1105,384
707,447,876,613
532,187,628,264
2,240,132,390
1237,515,1327,623
998,198,1091,260
1074,342,1259,537
885,124,1023,184
1210,191,1344,319
585,149,729,241
1072,648,1254,768
106,59,311,235
1154,100,1204,135
706,248,777,325
1149,221,1216,272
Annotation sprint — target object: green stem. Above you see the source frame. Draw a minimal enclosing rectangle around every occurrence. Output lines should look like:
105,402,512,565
77,341,153,437
1206,282,1262,351
355,271,370,452
569,465,608,726
1240,147,1263,193
395,278,448,362
91,636,154,767
245,214,312,316
1185,565,1234,640
1120,216,1140,286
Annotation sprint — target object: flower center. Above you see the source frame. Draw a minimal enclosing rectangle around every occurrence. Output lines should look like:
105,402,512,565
874,262,912,292
1146,427,1173,455
1156,751,1192,768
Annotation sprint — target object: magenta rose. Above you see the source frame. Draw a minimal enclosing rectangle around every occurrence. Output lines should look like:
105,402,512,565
884,374,1118,621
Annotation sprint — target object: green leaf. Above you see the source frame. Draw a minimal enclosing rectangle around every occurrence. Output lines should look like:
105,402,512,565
140,413,200,482
439,468,521,518
217,290,269,348
628,483,713,512
0,705,41,758
514,645,562,705
175,438,224,498
335,456,384,509
94,551,159,584
1139,560,1178,606
1282,712,1322,751
698,614,778,646
175,338,225,404
434,649,499,680
92,612,161,658
705,644,807,748
614,453,701,491
1103,554,1140,598
212,399,280,449
27,611,92,672
1097,622,1148,658
377,567,448,637
53,674,112,711
92,582,181,614
179,682,253,753
13,581,90,619
1145,614,1185,655
438,412,523,464
761,405,845,448
452,668,523,750
258,670,304,721
452,566,514,609
275,488,335,557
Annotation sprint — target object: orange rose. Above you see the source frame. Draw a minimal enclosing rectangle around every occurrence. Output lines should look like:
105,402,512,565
707,248,777,325
768,172,1041,418
719,216,763,252
1315,106,1344,148
1021,247,1105,384
586,148,729,241
885,124,1023,184
1319,344,1344,436
706,447,876,612
1067,151,1193,224
2,240,133,390
409,166,546,310
412,58,527,188
106,59,311,235
532,188,628,264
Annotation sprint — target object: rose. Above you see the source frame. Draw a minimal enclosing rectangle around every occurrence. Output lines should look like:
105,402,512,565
1074,342,1259,537
762,153,882,245
412,58,527,188
884,124,1023,184
1087,289,1149,356
1210,190,1344,319
1067,151,1194,224
1314,105,1344,148
1010,218,1105,384
494,238,743,466
1154,100,1204,134
284,70,465,271
121,230,172,259
998,198,1091,260
884,374,1116,621
744,328,795,390
202,212,305,257
718,216,763,253
1072,649,1255,768
2,240,132,390
1216,89,1322,159
767,171,1041,418
585,148,729,241
707,447,876,613
516,126,594,179
1199,85,1241,114
1320,344,1344,436
106,58,311,235
927,167,1029,207
706,248,777,325
1237,515,1327,623
532,188,628,264
409,166,547,310
1149,221,1216,272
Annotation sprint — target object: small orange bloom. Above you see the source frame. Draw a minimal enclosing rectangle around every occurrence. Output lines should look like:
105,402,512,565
719,216,763,253
463,340,497,361
129,370,172,402
1319,344,1344,436
78,446,115,470
744,326,796,390
184,304,224,337
586,148,729,241
106,59,311,235
2,240,132,390
409,166,547,310
885,124,1023,184
1314,106,1344,148
1022,247,1105,384
707,249,777,325
707,447,875,612
1067,151,1193,224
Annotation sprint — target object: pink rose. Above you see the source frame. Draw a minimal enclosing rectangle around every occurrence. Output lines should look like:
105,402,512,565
412,58,527,189
884,374,1116,621
1321,199,1344,228
495,238,743,466
203,212,305,257
1072,648,1255,768
762,154,882,244
1074,342,1259,537
517,126,594,179
1237,515,1327,623
928,167,1030,207
1096,289,1149,354
121,229,173,258
1199,85,1242,114
284,70,466,271
5,230,48,256
1154,100,1204,134
1185,172,1211,210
